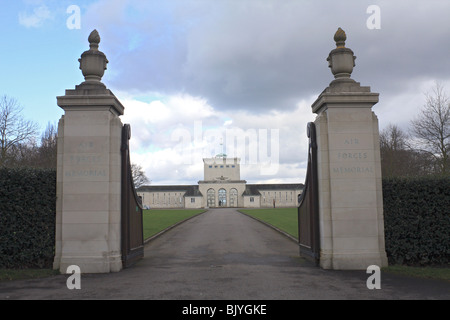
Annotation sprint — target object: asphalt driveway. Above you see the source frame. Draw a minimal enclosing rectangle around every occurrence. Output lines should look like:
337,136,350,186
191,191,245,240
1,208,448,300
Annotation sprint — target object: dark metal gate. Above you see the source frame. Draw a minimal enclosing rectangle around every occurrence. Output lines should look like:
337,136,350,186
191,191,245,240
298,122,320,265
121,124,144,268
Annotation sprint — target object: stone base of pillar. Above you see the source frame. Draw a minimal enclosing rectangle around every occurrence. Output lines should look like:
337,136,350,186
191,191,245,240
56,254,122,274
320,251,388,270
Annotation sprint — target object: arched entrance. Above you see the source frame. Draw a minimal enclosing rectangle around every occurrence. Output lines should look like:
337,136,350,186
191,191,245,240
207,188,215,207
229,188,238,207
218,188,227,207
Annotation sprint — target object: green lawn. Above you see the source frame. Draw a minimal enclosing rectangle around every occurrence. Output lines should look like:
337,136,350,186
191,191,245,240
0,268,59,282
382,265,450,282
239,207,298,239
143,209,206,240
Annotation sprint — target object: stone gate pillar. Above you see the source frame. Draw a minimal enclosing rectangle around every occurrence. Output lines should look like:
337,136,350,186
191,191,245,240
53,30,125,273
312,28,388,270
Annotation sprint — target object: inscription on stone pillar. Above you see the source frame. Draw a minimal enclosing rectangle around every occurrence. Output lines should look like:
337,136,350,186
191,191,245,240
330,136,375,177
62,137,110,180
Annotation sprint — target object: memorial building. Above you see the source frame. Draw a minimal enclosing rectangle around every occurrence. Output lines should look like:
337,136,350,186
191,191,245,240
137,156,303,209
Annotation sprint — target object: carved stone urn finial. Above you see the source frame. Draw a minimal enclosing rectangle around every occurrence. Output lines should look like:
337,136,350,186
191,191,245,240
327,27,356,80
334,27,346,48
78,29,108,85
88,29,101,50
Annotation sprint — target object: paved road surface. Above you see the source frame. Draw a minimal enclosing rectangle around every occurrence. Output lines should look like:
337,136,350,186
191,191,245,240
1,208,449,300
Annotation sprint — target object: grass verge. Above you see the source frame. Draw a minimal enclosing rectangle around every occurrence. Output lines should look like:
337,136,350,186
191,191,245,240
0,268,59,282
238,207,298,239
382,265,450,282
143,209,206,240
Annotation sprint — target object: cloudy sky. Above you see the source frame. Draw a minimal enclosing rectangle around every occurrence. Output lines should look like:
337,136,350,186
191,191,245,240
2,0,450,185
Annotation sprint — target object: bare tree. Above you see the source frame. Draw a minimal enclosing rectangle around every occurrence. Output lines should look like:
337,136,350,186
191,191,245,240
380,124,409,177
37,122,58,168
380,124,407,151
380,124,435,177
131,163,150,188
410,83,450,176
0,95,39,167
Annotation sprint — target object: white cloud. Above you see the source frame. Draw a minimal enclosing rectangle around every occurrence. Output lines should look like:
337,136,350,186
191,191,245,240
376,78,450,133
118,92,223,153
18,5,52,28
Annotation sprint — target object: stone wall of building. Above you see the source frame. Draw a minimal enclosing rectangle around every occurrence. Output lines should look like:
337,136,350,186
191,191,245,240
138,190,186,209
184,196,203,209
243,195,261,208
258,188,303,208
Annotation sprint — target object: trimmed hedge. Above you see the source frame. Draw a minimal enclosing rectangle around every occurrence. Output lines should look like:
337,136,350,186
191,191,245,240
383,177,450,266
0,168,56,268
